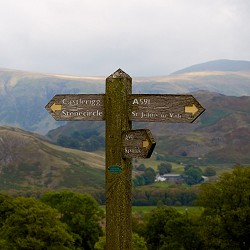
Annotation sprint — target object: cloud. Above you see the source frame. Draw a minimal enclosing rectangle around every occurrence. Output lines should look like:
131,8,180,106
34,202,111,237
0,0,249,76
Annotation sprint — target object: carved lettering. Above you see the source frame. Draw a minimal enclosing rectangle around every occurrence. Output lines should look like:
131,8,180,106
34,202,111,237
169,113,182,118
62,110,103,117
132,99,139,105
125,134,133,140
62,98,102,106
125,147,141,154
131,111,138,117
132,98,150,105
141,112,158,119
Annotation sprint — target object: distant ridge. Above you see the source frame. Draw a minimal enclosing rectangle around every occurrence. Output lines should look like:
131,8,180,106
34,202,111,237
1,60,250,134
172,59,250,74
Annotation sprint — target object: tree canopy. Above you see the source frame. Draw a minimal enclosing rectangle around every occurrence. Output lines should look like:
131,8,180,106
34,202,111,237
157,163,172,175
0,195,74,249
94,233,147,250
132,167,156,187
197,166,250,249
1,166,249,250
203,166,216,177
41,190,104,250
143,207,202,250
183,166,203,185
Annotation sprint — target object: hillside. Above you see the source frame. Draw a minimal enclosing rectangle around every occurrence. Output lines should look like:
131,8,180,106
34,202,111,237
155,92,250,165
48,91,250,165
0,126,105,193
0,68,105,134
0,59,250,134
172,59,250,74
133,71,250,96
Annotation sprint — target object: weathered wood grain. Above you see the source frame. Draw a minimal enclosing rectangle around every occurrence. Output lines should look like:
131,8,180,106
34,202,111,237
45,94,105,121
128,94,205,123
122,129,156,158
105,69,132,250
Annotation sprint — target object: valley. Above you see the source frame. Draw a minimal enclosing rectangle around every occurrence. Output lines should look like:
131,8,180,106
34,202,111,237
0,59,249,197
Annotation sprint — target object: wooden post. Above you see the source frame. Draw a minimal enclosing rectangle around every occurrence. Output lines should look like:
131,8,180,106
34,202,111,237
105,69,132,250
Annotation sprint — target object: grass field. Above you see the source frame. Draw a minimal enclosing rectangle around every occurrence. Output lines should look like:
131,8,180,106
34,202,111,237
133,159,184,173
41,141,105,169
100,206,203,215
132,206,203,215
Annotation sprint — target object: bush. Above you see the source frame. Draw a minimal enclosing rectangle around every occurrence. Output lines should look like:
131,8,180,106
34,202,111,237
203,166,216,177
157,163,172,175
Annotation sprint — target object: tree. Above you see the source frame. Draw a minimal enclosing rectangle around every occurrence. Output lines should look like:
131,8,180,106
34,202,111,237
136,164,146,171
0,195,74,249
157,163,172,175
142,167,156,185
94,236,106,250
56,130,104,151
57,135,80,149
133,168,156,187
144,207,202,250
197,166,250,250
41,191,104,250
94,233,147,250
183,166,203,185
203,166,216,176
133,174,146,187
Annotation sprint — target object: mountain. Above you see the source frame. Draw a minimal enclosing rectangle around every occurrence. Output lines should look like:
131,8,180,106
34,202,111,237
0,68,105,134
0,59,250,134
0,126,105,193
48,91,250,165
172,59,250,74
154,91,250,165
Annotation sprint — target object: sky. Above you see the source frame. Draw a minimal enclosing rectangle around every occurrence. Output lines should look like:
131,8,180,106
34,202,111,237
0,0,250,77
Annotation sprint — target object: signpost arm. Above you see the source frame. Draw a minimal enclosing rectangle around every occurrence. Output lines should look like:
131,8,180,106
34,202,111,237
105,69,132,250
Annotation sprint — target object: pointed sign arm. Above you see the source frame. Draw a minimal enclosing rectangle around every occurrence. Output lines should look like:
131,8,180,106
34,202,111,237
122,129,156,158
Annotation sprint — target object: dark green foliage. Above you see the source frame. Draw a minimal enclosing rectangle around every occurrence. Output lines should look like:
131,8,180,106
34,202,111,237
0,195,74,249
136,164,146,171
0,191,105,249
72,128,98,139
143,168,156,185
41,191,104,250
132,186,199,206
197,166,250,250
133,175,146,187
94,233,147,250
57,135,81,149
56,128,104,151
157,162,172,175
183,166,204,185
1,167,248,250
143,207,203,250
133,167,156,187
203,166,216,176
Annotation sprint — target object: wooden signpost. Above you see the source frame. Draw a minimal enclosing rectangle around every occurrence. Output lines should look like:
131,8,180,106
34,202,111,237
45,94,105,121
129,94,204,123
122,129,156,158
45,69,205,250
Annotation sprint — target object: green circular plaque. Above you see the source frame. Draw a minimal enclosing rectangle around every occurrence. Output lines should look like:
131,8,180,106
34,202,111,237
108,165,123,173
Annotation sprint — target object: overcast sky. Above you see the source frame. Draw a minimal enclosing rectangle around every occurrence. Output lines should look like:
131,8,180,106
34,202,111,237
0,0,250,76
